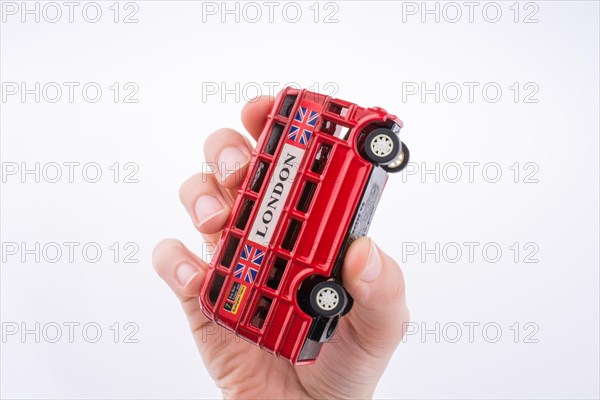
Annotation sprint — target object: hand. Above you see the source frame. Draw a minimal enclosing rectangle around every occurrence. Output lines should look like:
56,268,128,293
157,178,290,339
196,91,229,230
152,97,410,399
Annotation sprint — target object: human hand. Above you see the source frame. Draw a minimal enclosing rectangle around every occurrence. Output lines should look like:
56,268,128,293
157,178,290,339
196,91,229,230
153,96,410,399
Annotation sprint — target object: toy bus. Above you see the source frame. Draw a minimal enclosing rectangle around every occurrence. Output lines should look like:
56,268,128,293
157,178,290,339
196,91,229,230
199,87,409,364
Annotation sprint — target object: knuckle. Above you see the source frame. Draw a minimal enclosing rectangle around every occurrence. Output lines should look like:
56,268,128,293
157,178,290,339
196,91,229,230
205,128,238,153
179,173,203,204
152,238,183,272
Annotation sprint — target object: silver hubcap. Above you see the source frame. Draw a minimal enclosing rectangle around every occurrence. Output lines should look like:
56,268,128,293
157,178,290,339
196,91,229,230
370,134,394,158
316,287,339,311
387,149,405,169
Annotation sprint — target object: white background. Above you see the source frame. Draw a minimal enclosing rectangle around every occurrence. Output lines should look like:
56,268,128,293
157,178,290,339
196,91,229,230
1,1,599,399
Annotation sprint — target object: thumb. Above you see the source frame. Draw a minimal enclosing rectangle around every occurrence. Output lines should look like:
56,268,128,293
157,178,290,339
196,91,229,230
341,237,410,355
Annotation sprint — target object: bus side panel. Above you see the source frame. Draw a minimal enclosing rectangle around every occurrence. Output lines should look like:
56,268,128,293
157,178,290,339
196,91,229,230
295,143,372,271
261,301,291,353
278,313,311,363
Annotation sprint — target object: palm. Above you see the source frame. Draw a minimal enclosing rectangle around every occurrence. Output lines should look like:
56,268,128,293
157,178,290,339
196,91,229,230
189,314,308,398
185,301,382,399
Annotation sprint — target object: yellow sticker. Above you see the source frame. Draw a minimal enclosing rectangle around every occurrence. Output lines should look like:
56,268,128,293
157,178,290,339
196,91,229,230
230,284,246,314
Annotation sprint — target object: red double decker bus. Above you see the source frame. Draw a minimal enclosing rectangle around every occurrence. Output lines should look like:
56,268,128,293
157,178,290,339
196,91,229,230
200,87,409,364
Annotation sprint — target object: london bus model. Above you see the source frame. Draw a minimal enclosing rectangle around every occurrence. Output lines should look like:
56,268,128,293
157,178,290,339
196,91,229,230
199,87,409,364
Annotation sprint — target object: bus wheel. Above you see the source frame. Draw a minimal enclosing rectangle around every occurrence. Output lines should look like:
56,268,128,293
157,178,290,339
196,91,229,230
364,128,401,165
382,142,410,173
308,281,348,318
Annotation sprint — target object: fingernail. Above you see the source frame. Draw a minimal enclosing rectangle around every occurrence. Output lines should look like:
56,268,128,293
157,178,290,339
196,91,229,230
176,263,198,287
195,195,226,227
217,147,250,182
361,239,383,282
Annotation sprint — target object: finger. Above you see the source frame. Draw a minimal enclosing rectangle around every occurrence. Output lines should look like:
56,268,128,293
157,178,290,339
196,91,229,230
201,232,223,246
152,238,252,367
241,95,275,140
341,237,410,353
152,238,208,300
179,172,233,235
152,239,213,339
204,128,253,189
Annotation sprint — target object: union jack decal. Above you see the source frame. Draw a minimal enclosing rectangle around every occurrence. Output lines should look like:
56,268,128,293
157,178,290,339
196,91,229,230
234,242,265,284
289,106,319,147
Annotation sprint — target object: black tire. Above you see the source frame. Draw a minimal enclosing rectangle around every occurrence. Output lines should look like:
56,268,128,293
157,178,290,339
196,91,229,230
364,128,401,164
308,281,348,318
382,142,410,173
342,292,354,316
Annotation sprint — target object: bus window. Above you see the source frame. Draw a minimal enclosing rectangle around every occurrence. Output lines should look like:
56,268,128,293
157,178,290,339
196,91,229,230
251,296,273,329
282,219,302,251
267,257,288,290
250,161,269,192
310,144,332,175
235,198,255,230
265,123,285,155
320,118,351,140
279,94,297,117
209,273,226,306
296,181,317,213
220,236,240,268
335,126,351,140
328,102,349,117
